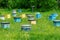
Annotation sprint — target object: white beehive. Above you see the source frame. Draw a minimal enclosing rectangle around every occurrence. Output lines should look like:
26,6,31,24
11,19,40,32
12,10,16,13
0,16,5,20
12,10,16,17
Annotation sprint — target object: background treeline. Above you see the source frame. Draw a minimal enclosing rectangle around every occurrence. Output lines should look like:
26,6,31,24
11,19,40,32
0,0,59,11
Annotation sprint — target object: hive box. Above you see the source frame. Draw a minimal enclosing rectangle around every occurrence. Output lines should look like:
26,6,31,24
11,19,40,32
36,12,41,19
26,14,35,21
6,14,11,18
31,20,36,24
12,10,16,17
1,22,10,29
28,16,35,21
26,14,33,18
18,9,22,13
21,24,31,31
14,17,21,22
53,20,60,27
21,14,26,18
49,13,58,21
0,16,5,20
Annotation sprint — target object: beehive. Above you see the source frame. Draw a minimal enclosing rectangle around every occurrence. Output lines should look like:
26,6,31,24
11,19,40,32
18,9,22,13
21,24,31,31
31,20,36,24
14,17,21,22
12,10,16,17
21,14,26,18
53,20,60,27
36,12,41,19
28,17,35,21
0,15,5,20
49,13,58,21
6,14,11,18
1,22,10,29
26,14,33,18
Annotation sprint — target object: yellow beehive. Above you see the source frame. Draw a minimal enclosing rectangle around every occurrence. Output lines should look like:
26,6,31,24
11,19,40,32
6,14,11,18
31,20,36,24
21,14,26,18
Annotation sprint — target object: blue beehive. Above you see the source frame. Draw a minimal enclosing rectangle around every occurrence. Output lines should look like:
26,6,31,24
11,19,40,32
36,12,41,19
53,20,60,27
21,24,31,31
1,22,10,29
49,13,58,21
18,9,22,13
14,17,21,22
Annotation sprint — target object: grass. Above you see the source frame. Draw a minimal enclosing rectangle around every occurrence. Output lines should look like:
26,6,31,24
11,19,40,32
0,9,60,40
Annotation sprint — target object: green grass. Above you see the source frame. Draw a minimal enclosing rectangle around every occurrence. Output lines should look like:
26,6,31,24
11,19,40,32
0,9,60,40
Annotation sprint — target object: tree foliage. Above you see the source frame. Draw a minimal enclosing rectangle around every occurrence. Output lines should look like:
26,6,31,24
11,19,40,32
0,0,58,11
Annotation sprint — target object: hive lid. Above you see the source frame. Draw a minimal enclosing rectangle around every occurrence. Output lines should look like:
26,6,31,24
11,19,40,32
53,20,60,22
21,24,31,27
26,14,33,17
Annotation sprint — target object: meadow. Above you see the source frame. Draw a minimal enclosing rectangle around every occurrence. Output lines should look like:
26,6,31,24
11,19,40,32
0,9,60,40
